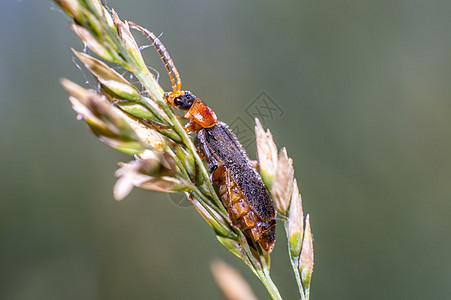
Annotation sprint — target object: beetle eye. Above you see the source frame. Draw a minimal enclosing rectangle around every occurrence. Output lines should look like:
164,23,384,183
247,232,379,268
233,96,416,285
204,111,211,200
174,97,183,106
171,92,197,110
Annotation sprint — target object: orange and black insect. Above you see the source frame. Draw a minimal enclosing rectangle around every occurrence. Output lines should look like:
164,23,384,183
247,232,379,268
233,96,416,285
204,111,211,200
130,22,276,252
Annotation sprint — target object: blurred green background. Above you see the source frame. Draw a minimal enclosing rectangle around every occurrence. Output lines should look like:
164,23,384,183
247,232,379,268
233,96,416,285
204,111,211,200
1,0,451,299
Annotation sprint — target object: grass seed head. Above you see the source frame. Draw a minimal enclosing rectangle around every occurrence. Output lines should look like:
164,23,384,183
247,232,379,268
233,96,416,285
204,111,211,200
288,178,304,257
255,118,278,190
62,79,146,154
114,153,182,200
72,50,141,101
211,260,257,300
271,147,294,213
299,214,314,289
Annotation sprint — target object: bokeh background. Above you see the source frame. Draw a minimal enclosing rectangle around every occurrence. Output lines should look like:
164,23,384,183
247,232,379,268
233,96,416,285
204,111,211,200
1,0,451,299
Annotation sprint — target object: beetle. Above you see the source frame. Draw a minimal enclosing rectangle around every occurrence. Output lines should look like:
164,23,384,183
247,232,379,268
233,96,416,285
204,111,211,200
130,22,276,252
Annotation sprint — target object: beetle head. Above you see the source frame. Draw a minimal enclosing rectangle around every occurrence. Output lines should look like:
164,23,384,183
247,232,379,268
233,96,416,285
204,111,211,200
168,91,196,111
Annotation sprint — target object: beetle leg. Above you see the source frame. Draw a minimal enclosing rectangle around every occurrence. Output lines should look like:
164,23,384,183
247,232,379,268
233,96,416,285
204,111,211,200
184,121,201,133
193,157,199,184
187,193,195,203
196,147,206,160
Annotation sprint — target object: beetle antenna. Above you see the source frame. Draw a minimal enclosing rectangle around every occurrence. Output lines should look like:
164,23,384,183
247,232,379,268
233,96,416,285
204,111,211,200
129,22,182,93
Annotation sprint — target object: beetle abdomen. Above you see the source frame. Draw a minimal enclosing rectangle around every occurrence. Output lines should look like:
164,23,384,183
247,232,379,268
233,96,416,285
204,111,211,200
213,165,275,252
